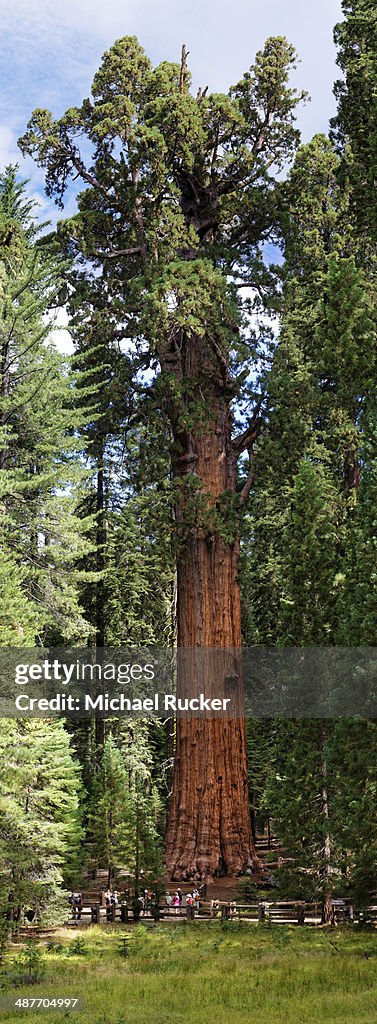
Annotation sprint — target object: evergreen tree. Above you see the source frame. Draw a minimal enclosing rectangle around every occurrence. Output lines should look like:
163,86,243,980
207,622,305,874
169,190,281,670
0,719,82,928
332,0,377,239
88,729,163,891
0,551,41,645
0,167,95,644
242,130,377,920
330,719,377,907
242,133,377,646
88,734,133,887
265,721,338,919
336,407,377,643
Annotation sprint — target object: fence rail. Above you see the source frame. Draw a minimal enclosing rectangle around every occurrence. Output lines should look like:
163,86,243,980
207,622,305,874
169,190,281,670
64,898,377,928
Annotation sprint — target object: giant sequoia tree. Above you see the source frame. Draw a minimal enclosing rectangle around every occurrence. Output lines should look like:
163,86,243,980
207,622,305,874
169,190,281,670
20,35,305,878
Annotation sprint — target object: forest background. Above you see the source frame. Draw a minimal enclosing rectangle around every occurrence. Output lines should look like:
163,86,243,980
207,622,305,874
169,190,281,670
1,0,377,929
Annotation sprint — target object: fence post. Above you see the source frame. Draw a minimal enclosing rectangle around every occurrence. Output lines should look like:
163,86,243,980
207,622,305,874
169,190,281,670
120,903,129,923
151,903,161,923
258,901,266,922
91,904,100,924
297,903,305,926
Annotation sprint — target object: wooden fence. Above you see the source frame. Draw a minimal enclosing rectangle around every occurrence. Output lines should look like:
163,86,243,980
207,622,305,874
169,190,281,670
65,898,377,928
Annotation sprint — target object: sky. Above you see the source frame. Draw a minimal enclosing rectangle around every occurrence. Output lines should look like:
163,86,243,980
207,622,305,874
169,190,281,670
0,0,342,190
0,0,343,350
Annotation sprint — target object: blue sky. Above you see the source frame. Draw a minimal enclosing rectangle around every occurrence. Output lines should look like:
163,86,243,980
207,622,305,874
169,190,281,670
0,0,343,351
0,0,343,221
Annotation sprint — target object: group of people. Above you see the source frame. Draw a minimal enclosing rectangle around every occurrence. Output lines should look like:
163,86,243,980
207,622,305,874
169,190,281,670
69,888,122,922
134,889,159,915
69,883,208,921
104,889,120,920
164,888,202,917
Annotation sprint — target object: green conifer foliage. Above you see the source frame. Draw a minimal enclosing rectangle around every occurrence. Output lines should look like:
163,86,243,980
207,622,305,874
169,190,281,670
332,0,377,238
242,126,377,910
88,731,163,891
0,551,41,645
0,168,95,644
0,719,82,927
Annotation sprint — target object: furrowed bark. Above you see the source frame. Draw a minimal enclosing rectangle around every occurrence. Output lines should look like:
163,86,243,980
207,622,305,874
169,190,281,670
164,336,259,879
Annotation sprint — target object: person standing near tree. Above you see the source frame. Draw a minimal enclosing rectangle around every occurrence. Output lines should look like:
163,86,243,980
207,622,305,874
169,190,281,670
71,892,82,922
193,889,200,914
105,889,112,921
186,893,195,920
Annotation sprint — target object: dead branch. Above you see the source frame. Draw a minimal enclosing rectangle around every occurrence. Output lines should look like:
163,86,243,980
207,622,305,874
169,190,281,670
179,45,190,94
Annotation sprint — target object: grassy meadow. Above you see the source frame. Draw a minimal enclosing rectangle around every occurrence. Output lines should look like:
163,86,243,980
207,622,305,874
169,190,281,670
1,923,376,1024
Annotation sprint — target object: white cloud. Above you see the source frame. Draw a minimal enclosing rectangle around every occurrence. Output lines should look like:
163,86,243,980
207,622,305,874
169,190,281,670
1,0,343,142
0,124,20,167
45,307,75,355
0,0,344,241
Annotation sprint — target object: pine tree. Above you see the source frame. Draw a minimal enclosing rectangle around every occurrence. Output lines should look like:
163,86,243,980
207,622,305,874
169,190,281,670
88,734,134,887
0,167,95,645
88,729,163,891
0,719,82,928
0,550,41,645
241,129,377,920
264,721,339,917
332,0,377,239
336,406,377,643
330,720,377,907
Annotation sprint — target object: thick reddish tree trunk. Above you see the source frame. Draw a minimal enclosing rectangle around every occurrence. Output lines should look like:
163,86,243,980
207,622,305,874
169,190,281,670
165,365,258,879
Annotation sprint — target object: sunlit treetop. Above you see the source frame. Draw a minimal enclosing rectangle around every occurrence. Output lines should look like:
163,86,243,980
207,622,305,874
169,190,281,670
19,35,306,278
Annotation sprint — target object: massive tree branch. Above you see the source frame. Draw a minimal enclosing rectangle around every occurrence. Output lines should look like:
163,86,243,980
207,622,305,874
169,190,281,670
239,452,256,506
232,398,264,455
97,246,144,260
71,154,111,197
252,109,274,156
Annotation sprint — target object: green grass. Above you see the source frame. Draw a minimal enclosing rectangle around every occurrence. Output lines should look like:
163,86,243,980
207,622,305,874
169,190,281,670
1,924,377,1024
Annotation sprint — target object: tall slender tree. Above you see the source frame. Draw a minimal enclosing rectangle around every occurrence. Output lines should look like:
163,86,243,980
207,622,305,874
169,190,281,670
332,0,377,239
0,167,95,645
0,719,82,927
242,125,377,918
88,729,163,890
